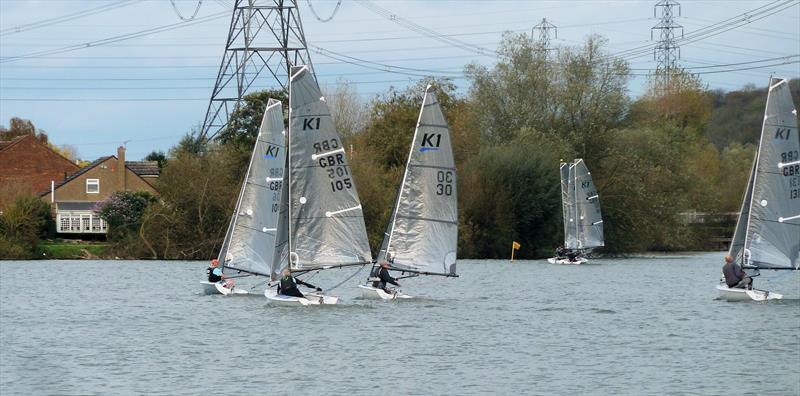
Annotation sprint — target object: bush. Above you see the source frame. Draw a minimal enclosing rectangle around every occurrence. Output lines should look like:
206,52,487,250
0,196,52,259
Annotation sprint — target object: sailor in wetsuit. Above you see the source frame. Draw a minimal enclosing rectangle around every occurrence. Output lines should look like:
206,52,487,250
722,255,752,289
207,259,224,282
371,261,400,294
207,258,235,289
277,268,321,298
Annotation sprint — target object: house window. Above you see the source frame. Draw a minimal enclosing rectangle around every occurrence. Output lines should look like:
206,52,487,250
86,179,99,194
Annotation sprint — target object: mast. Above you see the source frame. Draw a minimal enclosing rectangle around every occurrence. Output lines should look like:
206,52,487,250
287,66,297,273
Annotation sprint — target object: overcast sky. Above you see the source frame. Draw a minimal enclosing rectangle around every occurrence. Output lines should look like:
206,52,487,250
1,0,798,160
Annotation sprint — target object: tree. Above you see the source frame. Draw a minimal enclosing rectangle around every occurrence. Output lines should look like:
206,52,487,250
465,33,630,164
98,190,157,240
217,89,288,149
134,144,248,259
0,196,51,259
145,150,168,170
0,117,48,144
630,68,715,131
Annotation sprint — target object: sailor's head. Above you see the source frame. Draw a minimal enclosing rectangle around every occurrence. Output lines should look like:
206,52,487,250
281,268,291,277
381,261,390,268
724,255,733,264
211,258,220,267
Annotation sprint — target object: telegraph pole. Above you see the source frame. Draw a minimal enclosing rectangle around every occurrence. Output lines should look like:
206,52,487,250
651,0,683,94
199,0,314,141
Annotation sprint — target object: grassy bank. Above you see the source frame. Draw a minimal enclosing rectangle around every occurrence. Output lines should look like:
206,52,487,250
37,240,109,259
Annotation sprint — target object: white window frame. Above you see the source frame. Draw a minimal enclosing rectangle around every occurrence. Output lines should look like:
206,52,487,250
86,179,99,194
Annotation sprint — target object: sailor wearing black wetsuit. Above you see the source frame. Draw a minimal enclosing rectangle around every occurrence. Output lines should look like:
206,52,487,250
372,261,400,293
277,268,321,298
722,255,752,289
207,258,223,282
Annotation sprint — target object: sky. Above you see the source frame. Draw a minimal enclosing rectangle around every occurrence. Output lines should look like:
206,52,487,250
1,0,799,160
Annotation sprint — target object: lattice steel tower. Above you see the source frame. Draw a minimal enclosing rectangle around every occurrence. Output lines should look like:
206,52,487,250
200,0,314,140
532,18,558,54
651,0,683,93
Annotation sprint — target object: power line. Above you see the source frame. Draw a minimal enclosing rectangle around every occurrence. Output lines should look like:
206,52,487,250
0,11,229,63
0,1,142,37
614,0,797,61
353,0,496,57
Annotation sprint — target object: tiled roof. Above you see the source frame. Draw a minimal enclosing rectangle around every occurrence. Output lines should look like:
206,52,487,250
39,156,113,197
126,161,159,176
0,136,26,152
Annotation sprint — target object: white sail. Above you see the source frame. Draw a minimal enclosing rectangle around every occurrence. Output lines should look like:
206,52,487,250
221,98,287,277
287,66,372,270
744,77,800,269
573,159,604,249
564,162,579,250
377,86,458,275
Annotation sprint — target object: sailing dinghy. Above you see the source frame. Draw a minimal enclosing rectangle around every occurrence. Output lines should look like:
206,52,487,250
548,159,604,265
264,66,373,305
717,77,799,301
359,85,458,300
200,99,287,295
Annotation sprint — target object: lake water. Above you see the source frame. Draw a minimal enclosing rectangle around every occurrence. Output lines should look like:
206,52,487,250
1,252,798,395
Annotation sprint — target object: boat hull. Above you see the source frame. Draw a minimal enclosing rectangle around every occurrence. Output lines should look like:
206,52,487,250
200,281,248,295
358,284,412,300
547,257,588,265
264,288,339,305
715,284,783,301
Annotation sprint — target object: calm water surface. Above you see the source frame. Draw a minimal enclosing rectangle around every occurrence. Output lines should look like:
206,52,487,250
1,252,799,395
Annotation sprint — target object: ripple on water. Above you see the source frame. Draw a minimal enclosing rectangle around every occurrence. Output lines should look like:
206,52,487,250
1,256,799,395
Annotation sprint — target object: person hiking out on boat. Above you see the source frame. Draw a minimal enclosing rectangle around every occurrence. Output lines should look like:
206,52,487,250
277,268,321,298
207,259,235,289
555,245,567,258
722,255,752,289
566,251,580,262
372,261,400,294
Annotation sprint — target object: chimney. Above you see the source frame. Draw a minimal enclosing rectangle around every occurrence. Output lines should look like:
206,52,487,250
117,145,126,191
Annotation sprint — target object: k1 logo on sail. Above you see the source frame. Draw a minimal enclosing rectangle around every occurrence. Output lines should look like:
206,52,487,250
420,133,441,152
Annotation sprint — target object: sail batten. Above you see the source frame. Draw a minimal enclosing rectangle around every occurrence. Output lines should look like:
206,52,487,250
379,86,458,276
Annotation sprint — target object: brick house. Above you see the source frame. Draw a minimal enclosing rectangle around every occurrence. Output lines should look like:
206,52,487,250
40,146,159,235
0,134,81,200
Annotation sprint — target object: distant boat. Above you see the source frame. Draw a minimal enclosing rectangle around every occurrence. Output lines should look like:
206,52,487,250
359,85,458,300
548,159,604,265
264,65,373,306
200,98,286,296
717,77,799,302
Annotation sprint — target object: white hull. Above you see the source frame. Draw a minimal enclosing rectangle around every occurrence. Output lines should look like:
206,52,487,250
358,284,412,300
715,284,783,301
264,288,339,306
200,281,249,295
547,257,588,265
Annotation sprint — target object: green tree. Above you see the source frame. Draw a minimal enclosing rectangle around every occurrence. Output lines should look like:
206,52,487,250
465,33,629,164
144,150,168,170
0,196,51,258
217,89,288,149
